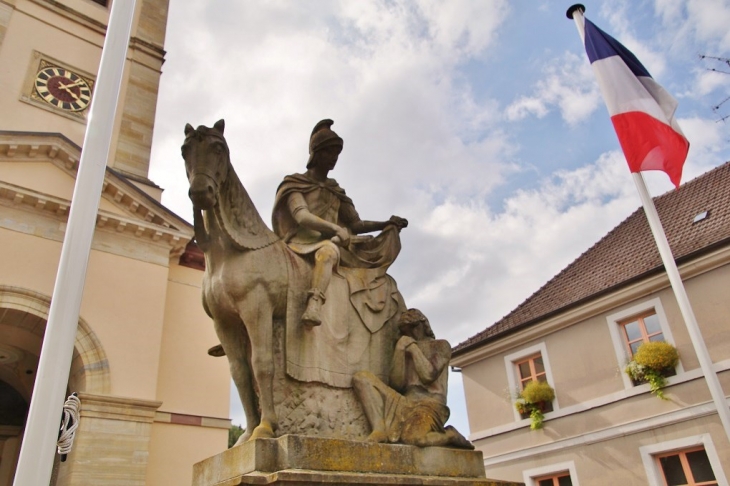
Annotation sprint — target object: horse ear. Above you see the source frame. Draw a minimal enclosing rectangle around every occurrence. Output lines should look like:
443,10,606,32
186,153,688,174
213,119,225,134
184,123,194,136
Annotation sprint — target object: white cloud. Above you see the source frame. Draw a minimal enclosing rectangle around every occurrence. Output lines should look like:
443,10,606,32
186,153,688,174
396,151,641,347
693,69,729,96
504,52,600,126
150,0,513,224
686,0,730,51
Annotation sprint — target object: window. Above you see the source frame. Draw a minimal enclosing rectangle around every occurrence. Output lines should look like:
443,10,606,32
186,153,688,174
656,447,718,485
505,343,558,421
523,462,580,486
90,0,108,5
515,353,553,414
606,298,681,389
516,354,548,387
619,310,664,356
640,435,727,486
534,472,573,486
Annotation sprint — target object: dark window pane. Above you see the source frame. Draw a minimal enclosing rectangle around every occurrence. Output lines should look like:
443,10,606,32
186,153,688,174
558,476,573,486
624,321,641,341
649,333,665,343
643,313,661,334
686,449,716,482
537,480,553,486
518,362,531,379
534,356,545,374
660,455,688,486
91,0,108,6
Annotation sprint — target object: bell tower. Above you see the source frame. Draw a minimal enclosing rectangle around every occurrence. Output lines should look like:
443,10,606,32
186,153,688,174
0,0,169,193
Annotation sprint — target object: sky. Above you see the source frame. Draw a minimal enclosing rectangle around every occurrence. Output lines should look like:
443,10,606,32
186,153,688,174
147,0,730,436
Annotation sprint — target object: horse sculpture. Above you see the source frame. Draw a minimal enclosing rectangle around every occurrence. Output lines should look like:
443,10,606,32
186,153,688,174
183,119,306,443
184,119,411,443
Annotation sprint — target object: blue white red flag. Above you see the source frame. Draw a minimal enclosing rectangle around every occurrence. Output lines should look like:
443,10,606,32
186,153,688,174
573,10,689,188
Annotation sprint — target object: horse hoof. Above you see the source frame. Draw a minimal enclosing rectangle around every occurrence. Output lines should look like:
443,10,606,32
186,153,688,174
250,424,276,440
233,429,252,447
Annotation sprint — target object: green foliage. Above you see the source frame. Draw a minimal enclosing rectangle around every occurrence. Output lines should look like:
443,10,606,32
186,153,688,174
521,380,556,404
625,341,679,400
633,341,679,370
514,381,555,430
228,423,245,448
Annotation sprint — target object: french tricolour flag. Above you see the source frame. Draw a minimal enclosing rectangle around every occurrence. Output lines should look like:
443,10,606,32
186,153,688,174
573,8,689,188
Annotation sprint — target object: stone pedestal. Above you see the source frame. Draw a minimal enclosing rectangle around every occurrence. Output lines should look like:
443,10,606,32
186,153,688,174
193,435,522,486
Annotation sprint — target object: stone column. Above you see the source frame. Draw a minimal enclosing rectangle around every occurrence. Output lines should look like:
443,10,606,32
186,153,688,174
55,393,162,486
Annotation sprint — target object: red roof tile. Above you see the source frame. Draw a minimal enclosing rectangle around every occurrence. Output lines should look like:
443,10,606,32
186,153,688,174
454,162,730,355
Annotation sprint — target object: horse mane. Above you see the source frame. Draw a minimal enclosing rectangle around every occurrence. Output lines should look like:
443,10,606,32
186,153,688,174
215,165,280,251
190,124,279,251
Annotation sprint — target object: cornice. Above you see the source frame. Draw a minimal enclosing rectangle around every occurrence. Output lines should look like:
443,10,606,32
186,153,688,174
27,0,107,34
0,133,193,253
0,180,190,252
451,243,730,368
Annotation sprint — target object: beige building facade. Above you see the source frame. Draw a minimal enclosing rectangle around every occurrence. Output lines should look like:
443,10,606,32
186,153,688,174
453,164,730,486
0,1,230,484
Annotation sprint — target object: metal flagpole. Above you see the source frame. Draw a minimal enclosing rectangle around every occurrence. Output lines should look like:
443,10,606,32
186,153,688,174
13,1,137,484
567,4,730,445
631,172,730,442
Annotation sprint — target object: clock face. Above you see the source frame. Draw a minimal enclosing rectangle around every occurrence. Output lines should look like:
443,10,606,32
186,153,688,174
34,66,92,112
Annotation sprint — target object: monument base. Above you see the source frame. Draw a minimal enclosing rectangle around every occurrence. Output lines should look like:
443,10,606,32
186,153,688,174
193,435,521,486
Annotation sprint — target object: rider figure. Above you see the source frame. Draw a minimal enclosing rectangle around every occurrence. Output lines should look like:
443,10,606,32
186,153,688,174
272,120,407,327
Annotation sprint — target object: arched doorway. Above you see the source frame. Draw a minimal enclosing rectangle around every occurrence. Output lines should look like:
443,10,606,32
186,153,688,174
0,287,110,486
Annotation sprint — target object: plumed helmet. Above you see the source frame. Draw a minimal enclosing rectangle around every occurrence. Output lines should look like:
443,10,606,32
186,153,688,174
307,119,343,168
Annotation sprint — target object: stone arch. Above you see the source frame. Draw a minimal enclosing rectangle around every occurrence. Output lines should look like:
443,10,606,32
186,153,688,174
0,285,110,395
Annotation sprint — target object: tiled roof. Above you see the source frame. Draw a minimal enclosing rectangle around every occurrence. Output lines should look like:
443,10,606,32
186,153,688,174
453,162,730,355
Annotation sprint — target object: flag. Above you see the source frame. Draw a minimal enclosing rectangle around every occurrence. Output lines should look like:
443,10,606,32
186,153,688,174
574,10,689,188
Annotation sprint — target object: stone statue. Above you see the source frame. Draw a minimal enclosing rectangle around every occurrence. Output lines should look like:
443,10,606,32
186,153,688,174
272,119,408,327
182,119,408,443
353,309,473,449
183,119,470,447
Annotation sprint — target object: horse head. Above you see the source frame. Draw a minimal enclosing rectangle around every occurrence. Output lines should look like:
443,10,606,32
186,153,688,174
183,119,229,210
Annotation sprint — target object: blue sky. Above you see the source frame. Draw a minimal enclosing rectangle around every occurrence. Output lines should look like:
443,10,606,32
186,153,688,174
148,0,730,437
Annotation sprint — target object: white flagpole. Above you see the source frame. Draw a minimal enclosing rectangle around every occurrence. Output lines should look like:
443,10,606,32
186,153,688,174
12,1,137,485
631,173,730,441
567,4,730,445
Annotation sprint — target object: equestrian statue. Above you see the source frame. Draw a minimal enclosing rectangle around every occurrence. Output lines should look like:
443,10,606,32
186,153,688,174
182,119,471,449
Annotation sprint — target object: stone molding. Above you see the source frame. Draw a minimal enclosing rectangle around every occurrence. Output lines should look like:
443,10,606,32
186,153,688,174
58,392,163,485
195,435,491,484
0,285,110,395
154,411,231,429
0,132,193,256
77,392,162,423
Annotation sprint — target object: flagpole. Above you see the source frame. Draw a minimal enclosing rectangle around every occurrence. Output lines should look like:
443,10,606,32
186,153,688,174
631,172,730,442
567,4,730,445
12,1,137,485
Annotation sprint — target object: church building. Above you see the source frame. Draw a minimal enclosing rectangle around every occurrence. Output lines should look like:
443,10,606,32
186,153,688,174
0,1,230,484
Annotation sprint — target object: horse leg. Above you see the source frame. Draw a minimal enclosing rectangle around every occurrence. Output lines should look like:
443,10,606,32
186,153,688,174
238,293,277,440
214,315,260,444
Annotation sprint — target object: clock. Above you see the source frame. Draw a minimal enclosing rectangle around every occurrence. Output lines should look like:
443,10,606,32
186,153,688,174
34,66,92,112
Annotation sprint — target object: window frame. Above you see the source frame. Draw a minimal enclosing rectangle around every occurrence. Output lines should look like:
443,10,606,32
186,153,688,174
505,343,558,423
639,434,728,486
606,298,682,389
523,461,580,486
